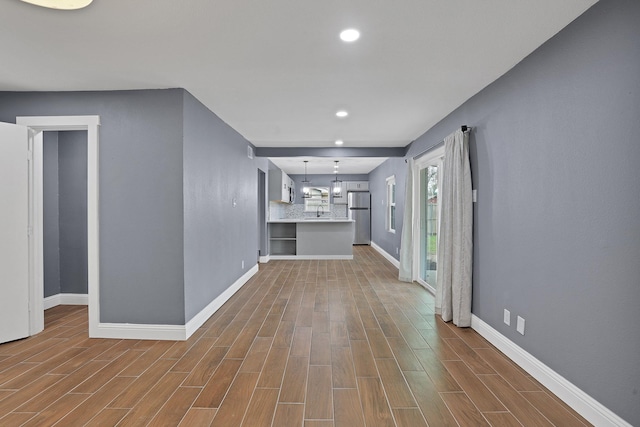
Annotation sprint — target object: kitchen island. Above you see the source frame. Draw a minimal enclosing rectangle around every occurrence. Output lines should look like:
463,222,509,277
268,218,354,260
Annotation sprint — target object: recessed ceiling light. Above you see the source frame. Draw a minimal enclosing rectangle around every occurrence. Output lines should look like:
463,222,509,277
335,140,344,146
340,29,360,42
19,0,93,9
336,110,348,118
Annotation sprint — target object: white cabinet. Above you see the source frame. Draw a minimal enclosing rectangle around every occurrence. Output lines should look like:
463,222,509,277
334,181,368,204
332,181,348,205
269,169,294,204
346,181,369,192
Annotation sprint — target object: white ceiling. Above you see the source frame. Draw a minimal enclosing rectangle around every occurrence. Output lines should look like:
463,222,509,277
1,0,596,154
269,157,387,176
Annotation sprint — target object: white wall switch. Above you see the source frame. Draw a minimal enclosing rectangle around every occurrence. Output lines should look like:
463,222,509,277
472,189,477,202
504,309,511,326
241,260,244,269
517,316,525,335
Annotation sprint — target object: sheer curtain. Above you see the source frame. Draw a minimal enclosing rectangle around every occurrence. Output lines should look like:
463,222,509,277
435,129,473,327
398,158,414,282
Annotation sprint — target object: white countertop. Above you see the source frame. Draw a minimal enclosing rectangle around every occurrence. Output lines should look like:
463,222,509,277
268,218,354,223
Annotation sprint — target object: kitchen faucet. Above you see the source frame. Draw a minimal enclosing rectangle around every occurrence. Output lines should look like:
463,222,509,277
317,205,325,218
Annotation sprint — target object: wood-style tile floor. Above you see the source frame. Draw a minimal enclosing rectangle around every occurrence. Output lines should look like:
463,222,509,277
0,246,591,426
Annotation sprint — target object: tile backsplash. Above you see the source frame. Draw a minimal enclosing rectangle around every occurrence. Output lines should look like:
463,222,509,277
269,202,347,220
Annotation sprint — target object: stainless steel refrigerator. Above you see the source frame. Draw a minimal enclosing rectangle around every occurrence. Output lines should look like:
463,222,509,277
348,192,371,245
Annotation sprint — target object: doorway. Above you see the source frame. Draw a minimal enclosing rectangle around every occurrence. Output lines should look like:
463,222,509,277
258,169,267,262
414,145,444,294
16,116,100,338
43,131,88,309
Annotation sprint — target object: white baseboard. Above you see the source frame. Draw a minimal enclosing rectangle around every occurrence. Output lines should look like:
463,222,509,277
184,264,259,338
93,264,260,341
371,241,400,268
259,255,270,263
471,315,631,427
93,322,187,341
43,293,89,310
362,246,628,426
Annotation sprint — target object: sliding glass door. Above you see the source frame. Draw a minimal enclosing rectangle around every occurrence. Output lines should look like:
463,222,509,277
415,147,444,290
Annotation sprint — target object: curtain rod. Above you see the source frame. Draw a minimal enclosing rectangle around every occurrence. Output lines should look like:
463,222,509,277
407,125,471,162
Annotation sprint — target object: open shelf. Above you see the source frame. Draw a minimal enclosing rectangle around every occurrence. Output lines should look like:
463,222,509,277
270,239,297,256
269,223,296,255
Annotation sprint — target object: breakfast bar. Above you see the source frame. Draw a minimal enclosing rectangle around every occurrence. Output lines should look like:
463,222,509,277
267,218,354,260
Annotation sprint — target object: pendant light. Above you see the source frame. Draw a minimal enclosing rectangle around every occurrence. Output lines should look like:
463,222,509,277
301,160,311,199
332,160,343,198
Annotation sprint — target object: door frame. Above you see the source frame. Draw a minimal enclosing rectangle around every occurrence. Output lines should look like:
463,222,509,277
412,145,444,294
257,169,267,262
16,116,100,337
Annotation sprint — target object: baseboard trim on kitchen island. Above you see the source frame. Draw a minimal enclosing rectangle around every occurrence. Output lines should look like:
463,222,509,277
268,255,353,260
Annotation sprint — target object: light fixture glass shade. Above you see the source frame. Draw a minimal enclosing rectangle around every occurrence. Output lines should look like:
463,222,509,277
332,179,342,197
19,0,93,10
302,182,311,198
332,160,342,198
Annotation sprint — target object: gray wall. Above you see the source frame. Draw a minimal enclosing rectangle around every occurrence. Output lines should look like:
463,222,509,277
370,0,640,423
2,88,265,326
0,89,186,325
43,132,60,297
369,158,406,261
182,91,259,322
58,131,88,295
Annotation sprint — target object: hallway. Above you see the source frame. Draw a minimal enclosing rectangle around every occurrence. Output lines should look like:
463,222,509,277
0,246,590,426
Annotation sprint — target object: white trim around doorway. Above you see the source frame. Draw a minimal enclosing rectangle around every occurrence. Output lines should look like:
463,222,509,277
16,115,100,339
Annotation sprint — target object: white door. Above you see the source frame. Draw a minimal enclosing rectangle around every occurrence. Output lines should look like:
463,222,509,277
0,122,30,344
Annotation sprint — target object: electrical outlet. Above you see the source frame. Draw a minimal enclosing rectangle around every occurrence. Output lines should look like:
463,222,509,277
241,260,244,269
503,309,511,326
517,316,525,335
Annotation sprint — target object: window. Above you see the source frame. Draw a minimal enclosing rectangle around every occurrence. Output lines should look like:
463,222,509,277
304,187,329,212
386,176,396,233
